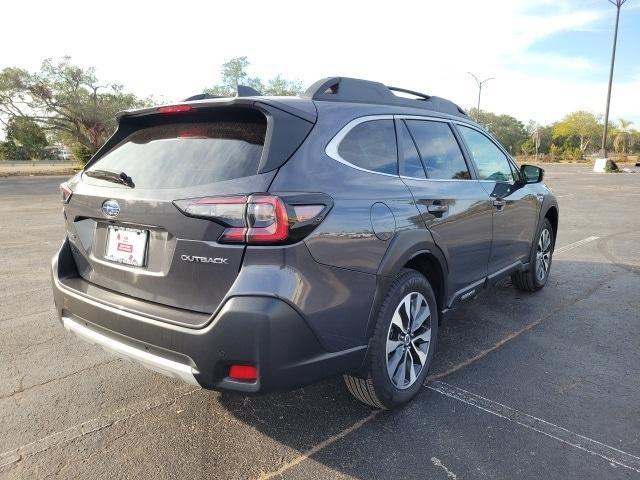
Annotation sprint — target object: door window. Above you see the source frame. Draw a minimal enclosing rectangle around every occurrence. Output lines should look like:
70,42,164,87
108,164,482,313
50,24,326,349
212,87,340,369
458,126,516,183
398,121,426,179
405,120,470,180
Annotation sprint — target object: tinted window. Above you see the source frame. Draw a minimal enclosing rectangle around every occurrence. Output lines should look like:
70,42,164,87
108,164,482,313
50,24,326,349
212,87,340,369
398,121,426,178
405,120,470,180
458,126,516,182
86,118,266,189
337,119,397,175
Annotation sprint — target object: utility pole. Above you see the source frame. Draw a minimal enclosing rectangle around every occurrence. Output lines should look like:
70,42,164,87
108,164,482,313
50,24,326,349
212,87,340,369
468,72,494,122
600,0,628,158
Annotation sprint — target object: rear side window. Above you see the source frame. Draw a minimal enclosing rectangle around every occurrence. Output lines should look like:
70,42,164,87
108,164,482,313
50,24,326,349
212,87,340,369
86,116,266,189
405,120,470,180
337,119,397,175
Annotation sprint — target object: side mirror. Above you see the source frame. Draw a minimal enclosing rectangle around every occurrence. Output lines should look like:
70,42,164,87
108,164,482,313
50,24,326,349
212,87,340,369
520,164,544,184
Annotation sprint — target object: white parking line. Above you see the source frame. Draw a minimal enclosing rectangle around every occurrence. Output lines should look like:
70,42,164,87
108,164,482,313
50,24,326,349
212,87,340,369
431,457,458,479
256,410,380,480
0,384,201,469
427,381,640,473
555,236,599,255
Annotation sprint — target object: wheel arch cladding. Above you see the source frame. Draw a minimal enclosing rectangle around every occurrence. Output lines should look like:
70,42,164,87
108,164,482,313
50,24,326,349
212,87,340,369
545,206,558,246
366,231,448,338
403,252,446,314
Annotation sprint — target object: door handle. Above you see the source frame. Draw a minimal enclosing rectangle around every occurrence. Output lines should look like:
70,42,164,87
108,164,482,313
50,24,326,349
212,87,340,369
493,198,506,210
427,203,449,218
427,204,449,213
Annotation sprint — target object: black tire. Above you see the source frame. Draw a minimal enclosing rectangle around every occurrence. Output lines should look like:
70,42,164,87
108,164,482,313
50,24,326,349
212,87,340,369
344,269,438,409
511,218,554,292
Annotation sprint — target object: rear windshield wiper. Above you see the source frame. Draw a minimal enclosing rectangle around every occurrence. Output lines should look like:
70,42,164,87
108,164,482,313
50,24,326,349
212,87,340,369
84,169,135,188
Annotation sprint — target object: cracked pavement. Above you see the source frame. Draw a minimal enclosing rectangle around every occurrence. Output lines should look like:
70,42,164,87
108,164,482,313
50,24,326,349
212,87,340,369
0,166,639,479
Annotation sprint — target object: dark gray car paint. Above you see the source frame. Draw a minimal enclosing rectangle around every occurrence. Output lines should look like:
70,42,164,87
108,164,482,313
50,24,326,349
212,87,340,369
66,172,276,314
51,93,558,393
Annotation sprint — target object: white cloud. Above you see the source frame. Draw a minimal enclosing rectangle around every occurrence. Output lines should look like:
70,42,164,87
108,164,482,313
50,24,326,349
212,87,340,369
0,0,635,125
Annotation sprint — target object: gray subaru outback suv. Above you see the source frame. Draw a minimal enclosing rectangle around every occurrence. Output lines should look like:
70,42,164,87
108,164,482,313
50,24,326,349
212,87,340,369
51,77,558,409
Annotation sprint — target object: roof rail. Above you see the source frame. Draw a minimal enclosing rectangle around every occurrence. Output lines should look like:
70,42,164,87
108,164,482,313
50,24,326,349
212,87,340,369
303,77,468,118
387,86,431,101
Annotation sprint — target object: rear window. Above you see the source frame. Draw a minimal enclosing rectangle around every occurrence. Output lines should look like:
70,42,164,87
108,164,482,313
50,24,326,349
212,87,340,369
85,115,266,189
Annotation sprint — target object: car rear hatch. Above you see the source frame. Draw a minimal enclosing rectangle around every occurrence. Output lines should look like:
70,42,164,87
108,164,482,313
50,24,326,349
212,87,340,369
61,100,315,322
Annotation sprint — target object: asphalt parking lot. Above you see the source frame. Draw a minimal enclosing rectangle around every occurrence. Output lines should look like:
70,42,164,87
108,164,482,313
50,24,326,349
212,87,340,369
1,164,639,479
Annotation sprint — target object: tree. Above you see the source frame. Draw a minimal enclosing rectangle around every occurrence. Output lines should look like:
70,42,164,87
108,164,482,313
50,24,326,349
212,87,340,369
613,118,634,154
525,120,542,160
206,57,303,97
552,111,601,156
1,116,48,159
469,109,528,155
0,57,149,159
263,75,304,96
538,125,554,155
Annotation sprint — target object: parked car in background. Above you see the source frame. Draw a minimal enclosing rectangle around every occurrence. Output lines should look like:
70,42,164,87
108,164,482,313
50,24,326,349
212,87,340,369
43,145,74,161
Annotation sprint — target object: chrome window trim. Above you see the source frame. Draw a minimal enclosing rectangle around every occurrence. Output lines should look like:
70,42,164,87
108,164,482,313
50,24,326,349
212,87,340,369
400,175,476,183
395,115,451,123
325,115,397,177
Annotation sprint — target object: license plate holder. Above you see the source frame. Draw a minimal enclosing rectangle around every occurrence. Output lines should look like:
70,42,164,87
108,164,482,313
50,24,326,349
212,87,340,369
104,225,148,267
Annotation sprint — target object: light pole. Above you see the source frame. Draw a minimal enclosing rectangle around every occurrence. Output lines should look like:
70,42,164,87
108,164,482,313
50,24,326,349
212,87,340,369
600,0,628,158
468,72,494,122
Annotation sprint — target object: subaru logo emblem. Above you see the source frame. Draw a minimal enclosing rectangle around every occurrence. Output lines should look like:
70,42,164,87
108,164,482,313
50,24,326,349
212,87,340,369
101,199,120,218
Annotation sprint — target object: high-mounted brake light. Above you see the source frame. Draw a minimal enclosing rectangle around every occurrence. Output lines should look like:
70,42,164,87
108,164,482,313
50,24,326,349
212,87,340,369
157,104,193,114
60,182,73,203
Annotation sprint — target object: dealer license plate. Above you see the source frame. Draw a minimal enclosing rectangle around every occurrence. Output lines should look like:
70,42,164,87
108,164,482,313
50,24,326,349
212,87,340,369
105,226,148,267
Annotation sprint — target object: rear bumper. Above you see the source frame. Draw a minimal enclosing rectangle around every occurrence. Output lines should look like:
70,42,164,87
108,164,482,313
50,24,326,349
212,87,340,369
62,315,200,386
51,239,366,393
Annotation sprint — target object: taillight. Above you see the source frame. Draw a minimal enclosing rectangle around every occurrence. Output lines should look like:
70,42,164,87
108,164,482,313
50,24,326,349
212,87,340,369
245,195,289,243
157,104,193,114
60,182,73,203
173,193,332,245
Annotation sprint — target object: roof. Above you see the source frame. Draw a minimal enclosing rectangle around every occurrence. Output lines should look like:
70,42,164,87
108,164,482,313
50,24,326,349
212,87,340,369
117,76,469,124
302,77,469,119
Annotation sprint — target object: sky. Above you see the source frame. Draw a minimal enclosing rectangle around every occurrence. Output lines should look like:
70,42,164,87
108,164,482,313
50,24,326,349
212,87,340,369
1,0,639,127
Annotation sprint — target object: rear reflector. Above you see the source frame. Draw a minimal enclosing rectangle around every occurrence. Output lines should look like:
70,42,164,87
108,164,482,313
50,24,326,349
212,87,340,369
157,104,193,114
229,365,257,382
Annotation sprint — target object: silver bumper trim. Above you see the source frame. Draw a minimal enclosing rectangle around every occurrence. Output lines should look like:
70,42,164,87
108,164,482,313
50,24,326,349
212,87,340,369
62,316,200,386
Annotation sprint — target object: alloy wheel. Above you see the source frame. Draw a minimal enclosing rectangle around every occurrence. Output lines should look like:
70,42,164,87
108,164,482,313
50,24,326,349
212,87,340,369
386,292,432,389
536,228,552,283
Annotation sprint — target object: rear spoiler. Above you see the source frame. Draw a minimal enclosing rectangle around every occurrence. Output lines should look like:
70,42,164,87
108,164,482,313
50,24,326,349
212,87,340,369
86,99,317,174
